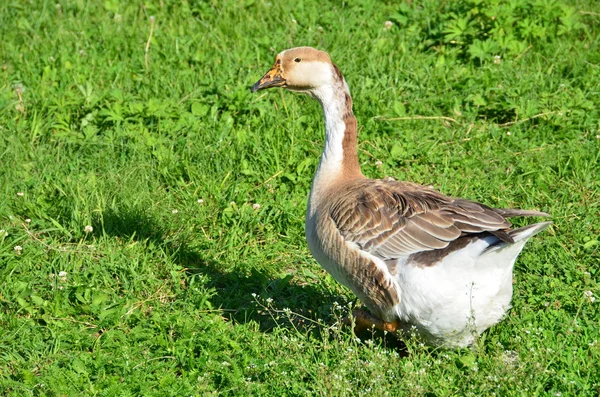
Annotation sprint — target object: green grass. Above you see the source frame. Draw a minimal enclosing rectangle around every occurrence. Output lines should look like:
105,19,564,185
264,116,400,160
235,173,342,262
1,0,599,395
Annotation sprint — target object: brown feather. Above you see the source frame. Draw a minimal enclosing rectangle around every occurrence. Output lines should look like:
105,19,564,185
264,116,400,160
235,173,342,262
329,178,547,262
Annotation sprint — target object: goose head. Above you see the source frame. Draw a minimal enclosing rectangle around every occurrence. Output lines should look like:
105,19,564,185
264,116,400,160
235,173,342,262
251,47,336,95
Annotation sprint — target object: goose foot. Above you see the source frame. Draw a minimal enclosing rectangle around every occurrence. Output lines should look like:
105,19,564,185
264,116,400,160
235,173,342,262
346,308,400,334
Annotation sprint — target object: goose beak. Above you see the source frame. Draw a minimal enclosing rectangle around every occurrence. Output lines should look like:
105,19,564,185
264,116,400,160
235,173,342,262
251,62,286,92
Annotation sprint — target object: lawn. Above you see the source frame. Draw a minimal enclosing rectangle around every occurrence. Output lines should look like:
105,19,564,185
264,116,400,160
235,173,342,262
1,0,599,395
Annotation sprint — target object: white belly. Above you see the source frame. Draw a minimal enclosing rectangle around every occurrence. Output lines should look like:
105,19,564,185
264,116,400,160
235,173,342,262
394,237,527,347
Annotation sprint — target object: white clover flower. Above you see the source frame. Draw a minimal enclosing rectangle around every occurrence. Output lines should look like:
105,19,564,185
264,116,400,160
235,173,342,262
25,219,31,223
14,245,22,254
16,192,24,197
58,271,67,278
584,290,595,303
197,199,204,204
375,160,383,166
494,55,501,64
84,225,93,233
252,203,261,210
171,209,178,214
506,131,512,136
384,21,393,30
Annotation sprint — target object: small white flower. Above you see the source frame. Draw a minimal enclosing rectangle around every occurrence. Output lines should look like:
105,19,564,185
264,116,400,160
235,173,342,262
596,135,600,139
14,245,22,254
291,18,297,24
493,55,501,64
375,160,383,166
58,271,67,278
172,209,178,214
506,131,512,136
265,297,273,304
197,199,204,204
17,192,24,197
252,203,261,210
84,225,93,233
584,290,595,303
229,201,236,206
251,293,257,298
114,13,122,23
25,219,31,223
384,21,393,30
222,361,230,366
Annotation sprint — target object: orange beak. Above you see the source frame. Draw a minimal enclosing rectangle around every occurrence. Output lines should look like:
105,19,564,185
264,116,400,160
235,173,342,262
251,60,286,92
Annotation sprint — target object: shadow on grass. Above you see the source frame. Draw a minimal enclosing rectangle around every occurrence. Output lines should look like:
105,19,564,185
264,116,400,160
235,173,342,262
94,206,406,351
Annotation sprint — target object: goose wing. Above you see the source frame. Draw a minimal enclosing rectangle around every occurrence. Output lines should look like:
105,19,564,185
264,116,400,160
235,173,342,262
330,179,545,261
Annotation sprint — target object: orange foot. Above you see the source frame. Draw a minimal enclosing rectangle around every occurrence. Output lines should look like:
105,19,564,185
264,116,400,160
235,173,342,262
346,308,400,334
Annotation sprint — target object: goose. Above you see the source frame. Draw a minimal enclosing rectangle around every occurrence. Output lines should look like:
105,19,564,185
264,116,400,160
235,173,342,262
251,47,551,347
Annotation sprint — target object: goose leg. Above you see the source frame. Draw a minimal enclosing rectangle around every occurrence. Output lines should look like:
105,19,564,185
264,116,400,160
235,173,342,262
347,308,400,333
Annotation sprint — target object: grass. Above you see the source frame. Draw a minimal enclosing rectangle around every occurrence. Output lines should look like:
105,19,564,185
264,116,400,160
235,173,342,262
1,0,599,395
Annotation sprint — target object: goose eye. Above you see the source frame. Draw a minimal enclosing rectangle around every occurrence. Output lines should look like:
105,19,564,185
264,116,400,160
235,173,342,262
294,57,301,63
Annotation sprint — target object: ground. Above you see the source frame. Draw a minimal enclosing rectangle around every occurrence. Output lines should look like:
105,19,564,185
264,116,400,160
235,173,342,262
0,0,599,395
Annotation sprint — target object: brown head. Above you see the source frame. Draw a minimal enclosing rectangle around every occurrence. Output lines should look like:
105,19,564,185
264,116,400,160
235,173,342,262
251,47,337,93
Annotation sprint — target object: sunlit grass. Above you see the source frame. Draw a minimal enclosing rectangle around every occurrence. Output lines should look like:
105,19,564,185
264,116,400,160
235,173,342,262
1,0,599,395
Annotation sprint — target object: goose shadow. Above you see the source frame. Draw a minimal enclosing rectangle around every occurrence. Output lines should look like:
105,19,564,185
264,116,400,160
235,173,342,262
93,206,406,350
